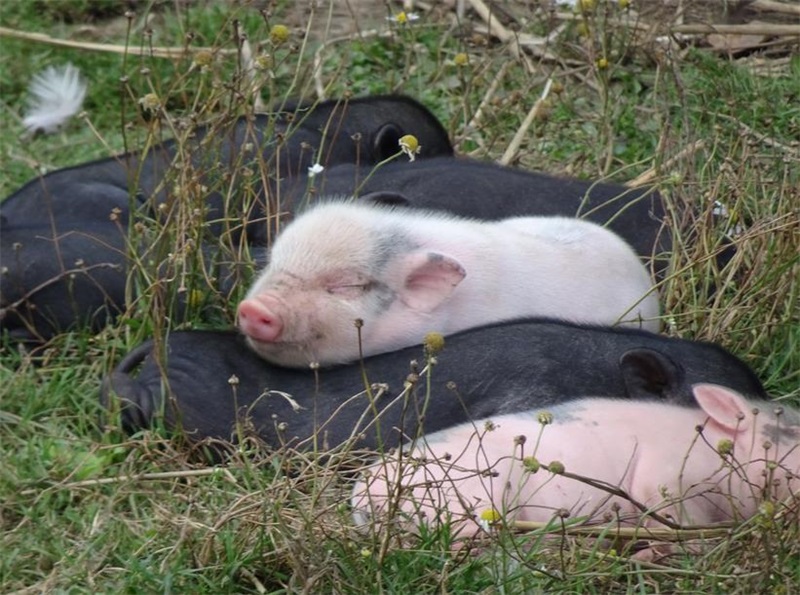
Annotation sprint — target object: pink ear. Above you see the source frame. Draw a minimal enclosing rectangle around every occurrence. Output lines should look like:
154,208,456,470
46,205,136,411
396,251,466,312
693,383,753,434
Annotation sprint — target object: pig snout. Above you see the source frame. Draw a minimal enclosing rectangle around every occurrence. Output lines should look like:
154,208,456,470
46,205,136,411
237,295,285,343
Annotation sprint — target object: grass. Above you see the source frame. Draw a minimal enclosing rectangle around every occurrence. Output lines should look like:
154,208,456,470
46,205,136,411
1,0,799,592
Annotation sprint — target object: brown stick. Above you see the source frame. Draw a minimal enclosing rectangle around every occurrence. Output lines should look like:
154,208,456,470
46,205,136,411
671,23,800,36
0,25,236,59
750,0,800,16
626,140,706,188
511,519,733,540
20,467,239,495
499,78,554,166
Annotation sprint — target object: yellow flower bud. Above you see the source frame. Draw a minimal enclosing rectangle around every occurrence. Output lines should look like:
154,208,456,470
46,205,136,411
193,50,213,68
523,456,540,473
398,134,421,161
454,53,469,67
254,54,273,70
424,332,445,355
270,24,290,45
138,93,161,112
717,438,734,456
597,57,609,70
479,508,502,523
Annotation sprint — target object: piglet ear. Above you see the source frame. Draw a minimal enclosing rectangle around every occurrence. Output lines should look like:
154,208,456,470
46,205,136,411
693,383,753,433
359,191,411,208
396,251,466,312
619,348,685,402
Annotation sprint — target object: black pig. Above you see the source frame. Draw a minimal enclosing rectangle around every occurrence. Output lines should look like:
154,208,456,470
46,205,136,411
0,215,269,342
1,95,451,341
101,319,767,452
1,95,452,231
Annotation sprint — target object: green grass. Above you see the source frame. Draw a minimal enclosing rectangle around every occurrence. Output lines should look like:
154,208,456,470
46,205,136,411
2,0,799,592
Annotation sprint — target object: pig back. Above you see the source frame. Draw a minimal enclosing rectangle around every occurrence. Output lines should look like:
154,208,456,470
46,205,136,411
100,319,767,452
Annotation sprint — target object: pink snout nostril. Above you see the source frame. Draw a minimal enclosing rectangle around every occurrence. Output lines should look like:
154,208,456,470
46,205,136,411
237,298,284,342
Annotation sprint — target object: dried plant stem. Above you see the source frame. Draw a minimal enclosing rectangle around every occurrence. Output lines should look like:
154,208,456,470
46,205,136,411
510,520,733,540
21,467,239,495
465,61,510,132
466,0,553,70
750,0,800,15
627,139,706,188
0,26,233,59
499,78,553,166
672,23,800,36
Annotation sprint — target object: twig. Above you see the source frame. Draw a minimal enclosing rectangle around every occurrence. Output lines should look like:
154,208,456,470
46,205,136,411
465,61,510,132
626,139,706,188
716,113,800,156
466,0,554,70
671,23,800,36
240,38,266,113
0,25,236,59
456,61,511,151
20,467,238,495
510,519,733,540
499,78,553,166
750,0,800,16
548,12,800,38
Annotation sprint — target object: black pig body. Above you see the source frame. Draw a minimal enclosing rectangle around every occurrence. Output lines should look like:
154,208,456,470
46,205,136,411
1,95,451,341
102,319,767,452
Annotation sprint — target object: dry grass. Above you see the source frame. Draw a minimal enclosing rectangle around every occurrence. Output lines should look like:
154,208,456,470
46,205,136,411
1,0,799,592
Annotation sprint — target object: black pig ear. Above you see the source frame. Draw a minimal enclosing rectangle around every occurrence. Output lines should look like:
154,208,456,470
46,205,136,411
372,123,404,160
619,348,686,402
100,372,156,434
359,191,411,208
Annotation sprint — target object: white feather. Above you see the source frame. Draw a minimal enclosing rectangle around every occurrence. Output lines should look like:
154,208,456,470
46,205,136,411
22,63,87,134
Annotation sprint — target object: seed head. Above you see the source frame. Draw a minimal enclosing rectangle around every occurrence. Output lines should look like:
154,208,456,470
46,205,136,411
254,54,273,70
193,50,213,68
423,332,445,355
270,24,290,45
523,456,540,473
717,438,734,456
537,411,553,425
138,93,161,112
548,460,565,474
453,53,469,67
